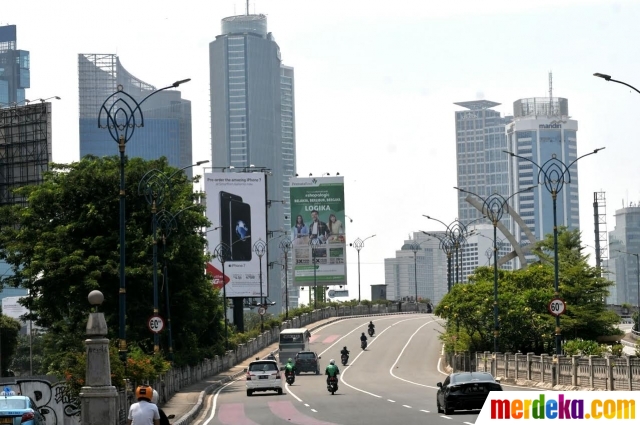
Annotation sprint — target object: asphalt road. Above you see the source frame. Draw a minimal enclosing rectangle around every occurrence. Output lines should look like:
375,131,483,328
192,314,536,425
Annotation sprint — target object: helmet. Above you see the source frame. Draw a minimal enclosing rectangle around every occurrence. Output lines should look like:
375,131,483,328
370,321,373,324
343,346,347,350
135,385,153,402
151,389,159,405
362,332,365,335
288,358,293,363
330,359,335,365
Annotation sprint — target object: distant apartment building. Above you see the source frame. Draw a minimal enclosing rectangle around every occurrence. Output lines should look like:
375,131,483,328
209,14,297,312
78,54,193,177
0,25,29,106
608,205,640,308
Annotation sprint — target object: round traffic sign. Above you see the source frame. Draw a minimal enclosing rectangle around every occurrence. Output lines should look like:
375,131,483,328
548,298,566,316
148,315,165,333
328,290,336,298
258,307,266,316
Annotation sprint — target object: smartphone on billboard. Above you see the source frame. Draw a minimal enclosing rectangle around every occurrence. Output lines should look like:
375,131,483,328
230,199,252,261
219,191,242,252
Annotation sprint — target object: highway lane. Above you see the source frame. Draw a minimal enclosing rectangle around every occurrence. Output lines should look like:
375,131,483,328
192,314,536,425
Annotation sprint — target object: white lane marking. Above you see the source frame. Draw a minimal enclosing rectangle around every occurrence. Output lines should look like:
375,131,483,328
403,405,411,408
420,410,430,413
304,403,309,407
311,409,318,413
389,321,439,389
388,399,395,402
201,378,240,425
464,422,475,425
285,383,303,403
441,415,453,419
339,316,431,397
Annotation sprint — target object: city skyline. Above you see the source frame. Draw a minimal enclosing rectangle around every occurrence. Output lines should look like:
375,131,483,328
2,0,638,299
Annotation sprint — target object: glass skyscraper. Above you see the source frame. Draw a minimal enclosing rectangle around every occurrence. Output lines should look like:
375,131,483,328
608,206,640,307
454,100,513,228
78,54,193,177
210,14,297,313
506,97,579,253
0,25,29,106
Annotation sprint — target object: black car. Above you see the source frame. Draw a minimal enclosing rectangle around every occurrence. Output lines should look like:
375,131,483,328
294,351,321,374
436,372,502,414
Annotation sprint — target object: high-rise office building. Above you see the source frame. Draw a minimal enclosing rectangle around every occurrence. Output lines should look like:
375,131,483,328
210,14,297,313
608,205,640,308
78,54,193,177
506,97,579,253
0,25,29,106
454,100,513,228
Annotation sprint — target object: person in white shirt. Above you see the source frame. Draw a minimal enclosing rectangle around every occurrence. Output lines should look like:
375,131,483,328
128,385,160,425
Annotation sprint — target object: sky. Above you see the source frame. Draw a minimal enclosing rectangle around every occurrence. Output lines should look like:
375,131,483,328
3,0,640,300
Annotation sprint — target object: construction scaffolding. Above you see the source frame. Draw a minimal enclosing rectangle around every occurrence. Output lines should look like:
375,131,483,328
593,191,609,270
0,102,52,206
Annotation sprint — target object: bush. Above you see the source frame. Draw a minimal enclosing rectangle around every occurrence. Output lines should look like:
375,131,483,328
563,339,606,356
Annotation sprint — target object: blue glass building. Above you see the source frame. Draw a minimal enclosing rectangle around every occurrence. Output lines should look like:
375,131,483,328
0,25,29,106
78,54,193,177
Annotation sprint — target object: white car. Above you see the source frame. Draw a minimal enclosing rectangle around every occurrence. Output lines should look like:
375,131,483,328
245,359,283,396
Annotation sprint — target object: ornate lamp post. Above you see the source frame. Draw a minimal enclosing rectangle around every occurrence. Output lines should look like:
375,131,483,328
138,161,208,353
408,240,430,303
350,235,376,304
98,78,190,361
279,239,292,319
504,148,604,354
454,186,535,353
422,231,454,292
310,238,321,309
614,249,640,334
253,239,267,332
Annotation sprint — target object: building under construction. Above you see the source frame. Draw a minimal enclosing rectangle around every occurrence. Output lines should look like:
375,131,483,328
0,102,52,206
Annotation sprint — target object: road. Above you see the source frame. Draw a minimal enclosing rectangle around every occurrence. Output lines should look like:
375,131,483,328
192,314,536,425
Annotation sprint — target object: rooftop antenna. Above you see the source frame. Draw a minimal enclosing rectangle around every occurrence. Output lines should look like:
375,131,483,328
246,0,249,15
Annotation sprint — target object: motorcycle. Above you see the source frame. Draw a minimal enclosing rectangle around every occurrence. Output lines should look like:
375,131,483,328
341,354,348,366
327,376,339,395
285,371,295,385
368,327,374,337
361,339,367,350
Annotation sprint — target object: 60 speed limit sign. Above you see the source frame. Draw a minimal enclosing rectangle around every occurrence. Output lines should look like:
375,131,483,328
148,315,165,333
547,298,566,317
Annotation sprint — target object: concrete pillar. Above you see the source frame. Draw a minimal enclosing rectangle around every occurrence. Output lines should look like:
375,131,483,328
80,290,118,425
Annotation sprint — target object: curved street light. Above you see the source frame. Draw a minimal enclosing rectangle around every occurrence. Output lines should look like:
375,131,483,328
213,242,232,349
408,239,431,304
350,234,376,303
421,231,455,292
310,238,322,309
594,73,640,94
279,239,292,319
454,186,535,353
98,78,191,362
503,148,604,354
253,239,267,332
614,249,640,334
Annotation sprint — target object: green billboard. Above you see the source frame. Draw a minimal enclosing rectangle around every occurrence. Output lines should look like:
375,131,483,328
289,176,347,286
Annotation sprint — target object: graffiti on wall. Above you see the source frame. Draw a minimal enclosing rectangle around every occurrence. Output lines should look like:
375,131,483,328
2,379,80,425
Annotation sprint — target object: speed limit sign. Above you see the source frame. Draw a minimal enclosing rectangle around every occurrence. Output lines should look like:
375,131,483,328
548,298,566,317
258,307,266,316
148,315,165,333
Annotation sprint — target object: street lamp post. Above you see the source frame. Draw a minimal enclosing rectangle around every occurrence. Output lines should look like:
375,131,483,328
138,161,208,353
594,73,640,94
504,148,604,354
454,186,535,353
213,243,231,349
350,235,376,304
422,231,454,292
614,249,640,333
409,243,420,303
253,239,267,332
310,238,321,309
279,239,292,319
423,216,477,285
98,78,191,361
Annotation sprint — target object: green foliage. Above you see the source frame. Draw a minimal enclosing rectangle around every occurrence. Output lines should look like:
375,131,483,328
611,344,624,356
126,345,171,384
562,339,607,356
435,228,619,354
0,156,224,369
0,315,23,376
10,331,45,376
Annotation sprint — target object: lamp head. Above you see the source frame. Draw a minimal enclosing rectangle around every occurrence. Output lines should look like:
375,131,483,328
173,78,191,87
196,160,210,166
593,73,611,81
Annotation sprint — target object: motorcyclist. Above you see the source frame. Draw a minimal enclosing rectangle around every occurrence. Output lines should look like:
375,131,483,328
360,332,368,343
325,359,340,387
340,346,350,358
127,385,160,425
151,390,171,425
285,358,297,375
267,351,277,361
368,321,375,331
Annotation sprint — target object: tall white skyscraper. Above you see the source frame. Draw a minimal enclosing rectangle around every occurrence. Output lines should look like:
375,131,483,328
210,13,297,313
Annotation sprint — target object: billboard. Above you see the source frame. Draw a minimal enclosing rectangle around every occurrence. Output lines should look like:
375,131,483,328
204,172,268,297
289,176,347,286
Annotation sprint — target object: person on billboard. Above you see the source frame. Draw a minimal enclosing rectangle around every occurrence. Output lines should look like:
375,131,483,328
292,215,309,246
309,210,329,243
327,214,344,243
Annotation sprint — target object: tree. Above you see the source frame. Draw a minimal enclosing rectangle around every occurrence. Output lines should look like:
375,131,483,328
0,315,22,376
435,228,620,354
0,156,224,367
